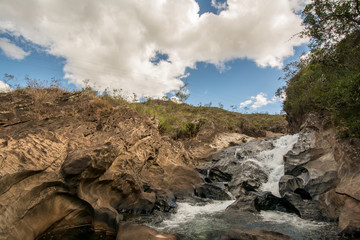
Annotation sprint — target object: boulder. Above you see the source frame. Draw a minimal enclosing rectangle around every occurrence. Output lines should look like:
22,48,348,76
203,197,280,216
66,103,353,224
220,229,294,240
254,192,300,215
226,192,259,213
197,140,273,197
227,192,300,216
283,130,338,197
194,183,232,200
283,193,324,221
279,175,304,197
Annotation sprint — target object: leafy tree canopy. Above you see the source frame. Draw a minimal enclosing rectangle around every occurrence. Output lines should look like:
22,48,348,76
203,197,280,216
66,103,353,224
302,0,360,49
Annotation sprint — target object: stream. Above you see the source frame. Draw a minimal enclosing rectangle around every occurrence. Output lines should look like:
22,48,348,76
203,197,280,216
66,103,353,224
145,199,339,240
143,134,340,239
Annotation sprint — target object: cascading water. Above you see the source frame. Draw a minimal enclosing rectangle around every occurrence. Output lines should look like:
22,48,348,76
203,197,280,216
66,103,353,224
237,134,299,197
146,135,340,240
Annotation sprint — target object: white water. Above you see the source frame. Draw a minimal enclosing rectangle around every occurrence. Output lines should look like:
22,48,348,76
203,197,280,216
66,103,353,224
156,200,234,230
260,211,328,230
238,134,299,197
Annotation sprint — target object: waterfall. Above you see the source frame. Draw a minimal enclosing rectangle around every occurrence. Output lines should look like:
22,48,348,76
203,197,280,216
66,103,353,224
237,134,299,197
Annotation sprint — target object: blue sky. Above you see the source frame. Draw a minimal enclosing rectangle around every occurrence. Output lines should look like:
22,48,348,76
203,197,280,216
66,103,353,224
0,0,309,114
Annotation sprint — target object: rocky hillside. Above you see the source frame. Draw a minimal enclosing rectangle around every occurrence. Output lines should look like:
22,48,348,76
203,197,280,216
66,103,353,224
284,113,360,237
0,88,264,239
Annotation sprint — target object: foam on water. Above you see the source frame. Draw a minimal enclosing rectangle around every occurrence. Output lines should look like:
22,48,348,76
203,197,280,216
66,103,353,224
239,134,299,196
157,200,234,229
260,211,328,230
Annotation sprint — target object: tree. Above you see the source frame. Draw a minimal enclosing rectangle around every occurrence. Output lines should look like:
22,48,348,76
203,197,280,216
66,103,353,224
302,0,360,49
218,102,224,109
175,80,190,102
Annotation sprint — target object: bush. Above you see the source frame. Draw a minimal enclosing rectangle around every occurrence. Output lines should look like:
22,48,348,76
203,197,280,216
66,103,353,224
283,31,360,137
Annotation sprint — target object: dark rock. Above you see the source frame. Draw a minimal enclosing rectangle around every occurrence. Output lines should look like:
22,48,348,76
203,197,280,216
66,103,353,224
254,192,300,216
154,190,177,212
294,188,312,200
226,192,258,213
220,229,294,240
279,175,304,197
227,192,300,217
283,193,323,221
194,183,232,200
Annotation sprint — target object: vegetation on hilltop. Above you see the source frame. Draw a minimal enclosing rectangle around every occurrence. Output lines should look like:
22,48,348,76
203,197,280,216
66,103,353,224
104,97,287,139
279,0,360,137
1,76,287,140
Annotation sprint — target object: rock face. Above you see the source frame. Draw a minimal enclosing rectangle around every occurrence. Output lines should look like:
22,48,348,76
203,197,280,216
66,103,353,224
197,141,273,198
0,90,204,239
284,113,360,236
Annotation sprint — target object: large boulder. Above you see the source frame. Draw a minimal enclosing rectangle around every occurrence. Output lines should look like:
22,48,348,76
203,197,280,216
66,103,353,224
194,183,232,200
283,130,338,198
197,140,274,197
278,175,304,197
283,193,324,221
227,192,300,216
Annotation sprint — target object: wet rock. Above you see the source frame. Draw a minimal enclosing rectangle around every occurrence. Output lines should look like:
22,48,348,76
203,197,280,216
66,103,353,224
194,183,232,200
154,190,177,212
198,140,273,197
227,192,300,216
226,192,258,213
220,229,294,240
283,193,323,221
279,175,304,197
116,222,179,240
283,130,338,197
254,192,300,216
235,140,275,159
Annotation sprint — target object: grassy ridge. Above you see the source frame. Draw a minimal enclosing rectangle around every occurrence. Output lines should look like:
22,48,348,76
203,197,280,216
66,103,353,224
103,95,287,139
1,78,287,140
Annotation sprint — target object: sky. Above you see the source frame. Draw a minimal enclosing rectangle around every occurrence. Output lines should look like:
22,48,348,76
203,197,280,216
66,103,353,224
0,0,309,114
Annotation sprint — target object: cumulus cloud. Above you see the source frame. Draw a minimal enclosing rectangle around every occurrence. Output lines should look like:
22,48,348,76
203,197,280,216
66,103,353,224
0,0,307,98
239,99,252,108
0,37,29,60
240,92,282,110
211,0,228,11
0,81,11,92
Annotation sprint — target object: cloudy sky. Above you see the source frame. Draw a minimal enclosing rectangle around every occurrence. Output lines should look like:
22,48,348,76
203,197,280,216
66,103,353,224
0,0,309,113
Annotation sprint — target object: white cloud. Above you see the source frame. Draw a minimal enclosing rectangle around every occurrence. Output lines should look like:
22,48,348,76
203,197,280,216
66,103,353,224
239,99,252,108
211,0,228,11
0,37,29,60
0,81,10,92
240,92,282,109
169,96,182,104
0,0,307,98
